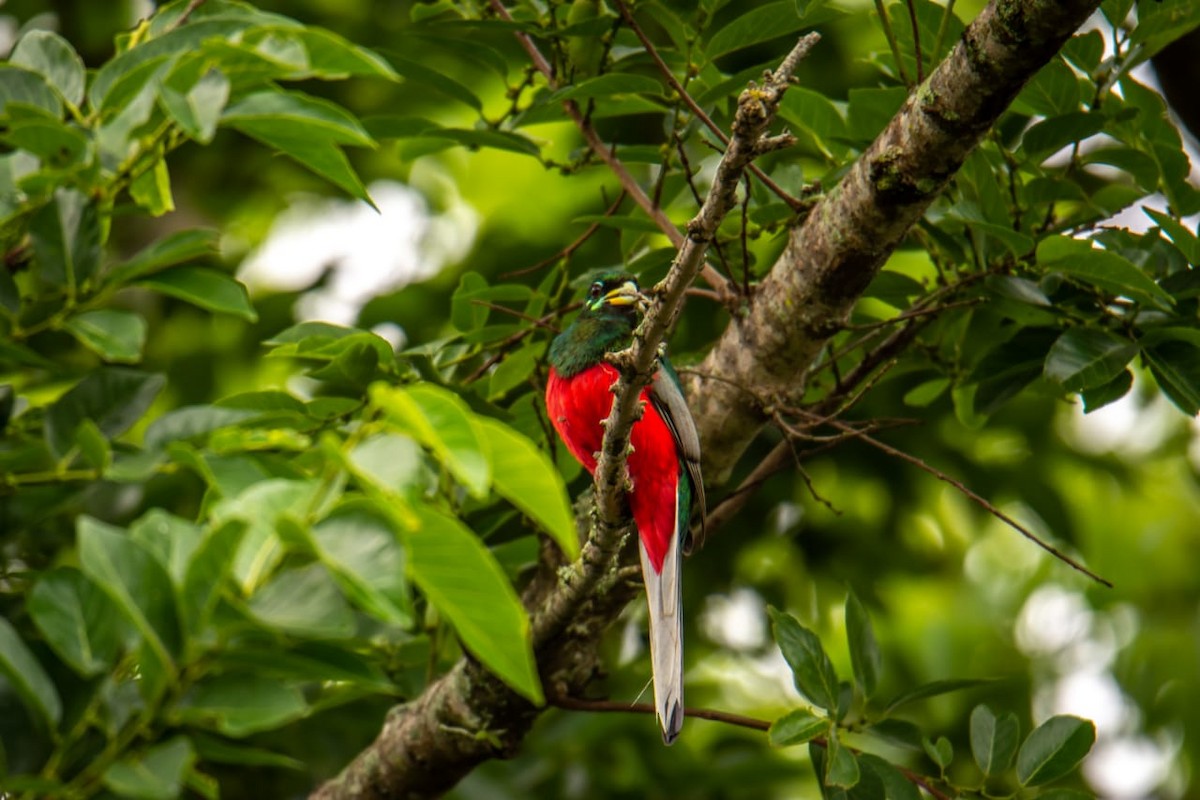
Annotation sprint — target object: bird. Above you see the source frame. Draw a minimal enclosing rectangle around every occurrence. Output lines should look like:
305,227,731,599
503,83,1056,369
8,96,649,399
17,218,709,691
545,272,705,744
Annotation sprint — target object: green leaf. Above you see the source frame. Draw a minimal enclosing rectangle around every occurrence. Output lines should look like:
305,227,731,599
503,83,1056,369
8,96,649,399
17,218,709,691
10,30,85,106
1081,369,1133,413
706,0,835,58
1017,57,1080,117
1043,328,1138,393
924,735,954,769
64,309,148,363
777,86,847,152
144,405,257,450
1021,111,1106,159
1144,207,1200,266
0,615,62,729
412,128,542,158
406,504,543,705
247,563,356,639
552,73,664,101
884,677,996,714
130,158,175,217
77,517,180,681
106,228,218,284
2,106,91,166
846,86,907,141
102,736,195,800
767,606,839,712
769,709,829,747
222,88,375,203
373,383,490,497
1144,340,1200,416
181,674,307,737
858,754,921,800
30,187,101,288
903,377,950,408
1017,715,1096,786
845,590,882,699
75,418,113,472
28,568,126,677
160,68,230,144
826,732,860,788
215,641,393,692
488,343,543,400
348,433,424,492
476,417,580,559
137,266,258,321
388,56,481,110
223,88,372,146
0,65,62,116
181,520,246,634
130,509,205,587
190,733,305,771
971,704,1020,776
1038,238,1174,309
292,27,399,79
45,368,166,457
310,507,413,626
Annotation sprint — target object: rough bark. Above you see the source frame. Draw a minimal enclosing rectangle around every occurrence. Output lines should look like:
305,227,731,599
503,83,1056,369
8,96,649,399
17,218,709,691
312,1,1102,796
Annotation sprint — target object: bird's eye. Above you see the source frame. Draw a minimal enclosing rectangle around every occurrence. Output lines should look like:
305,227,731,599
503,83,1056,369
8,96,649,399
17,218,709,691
588,281,603,300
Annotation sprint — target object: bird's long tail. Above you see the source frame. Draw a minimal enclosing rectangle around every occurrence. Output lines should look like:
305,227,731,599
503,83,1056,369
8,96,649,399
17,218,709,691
639,519,684,744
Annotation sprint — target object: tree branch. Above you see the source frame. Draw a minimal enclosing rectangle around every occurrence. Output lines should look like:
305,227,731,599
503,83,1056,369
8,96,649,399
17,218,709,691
689,0,1104,482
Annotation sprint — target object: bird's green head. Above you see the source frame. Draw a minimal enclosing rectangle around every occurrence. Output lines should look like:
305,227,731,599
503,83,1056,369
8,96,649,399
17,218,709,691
549,272,648,376
581,272,646,319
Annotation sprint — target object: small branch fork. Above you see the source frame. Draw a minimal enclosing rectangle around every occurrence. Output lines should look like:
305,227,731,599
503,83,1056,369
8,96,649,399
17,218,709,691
585,32,821,583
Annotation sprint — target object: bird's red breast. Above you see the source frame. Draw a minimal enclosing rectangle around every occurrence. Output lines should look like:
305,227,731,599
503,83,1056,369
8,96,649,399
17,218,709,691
546,363,682,573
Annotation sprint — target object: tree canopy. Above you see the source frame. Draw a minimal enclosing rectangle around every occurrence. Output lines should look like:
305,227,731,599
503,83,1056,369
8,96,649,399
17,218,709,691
1,0,1198,798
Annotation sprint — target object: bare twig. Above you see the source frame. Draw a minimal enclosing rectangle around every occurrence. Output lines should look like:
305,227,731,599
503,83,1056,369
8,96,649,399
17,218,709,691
803,413,1113,587
874,0,912,86
500,191,627,279
550,695,770,731
905,0,925,83
166,0,208,31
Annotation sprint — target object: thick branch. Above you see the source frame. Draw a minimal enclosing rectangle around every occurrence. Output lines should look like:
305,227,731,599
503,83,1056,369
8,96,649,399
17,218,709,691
690,0,1103,481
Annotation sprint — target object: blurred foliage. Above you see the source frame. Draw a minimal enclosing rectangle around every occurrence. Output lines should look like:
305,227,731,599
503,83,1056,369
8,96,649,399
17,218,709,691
1,0,1198,798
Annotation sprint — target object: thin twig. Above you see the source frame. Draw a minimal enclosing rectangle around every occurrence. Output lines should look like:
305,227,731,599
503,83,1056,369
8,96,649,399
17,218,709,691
612,0,806,212
841,297,982,332
803,413,1113,587
550,695,770,731
873,0,912,87
500,191,626,279
931,0,957,77
462,309,563,385
904,0,925,84
167,0,208,31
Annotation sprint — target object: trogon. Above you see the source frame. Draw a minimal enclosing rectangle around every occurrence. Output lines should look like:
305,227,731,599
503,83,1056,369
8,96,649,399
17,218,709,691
546,272,705,744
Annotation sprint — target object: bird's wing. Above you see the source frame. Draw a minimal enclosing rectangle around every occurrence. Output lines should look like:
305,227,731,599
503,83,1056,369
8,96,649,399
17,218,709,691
648,358,706,549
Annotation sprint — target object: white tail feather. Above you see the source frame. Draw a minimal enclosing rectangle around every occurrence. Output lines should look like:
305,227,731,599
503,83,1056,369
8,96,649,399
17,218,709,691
639,527,683,744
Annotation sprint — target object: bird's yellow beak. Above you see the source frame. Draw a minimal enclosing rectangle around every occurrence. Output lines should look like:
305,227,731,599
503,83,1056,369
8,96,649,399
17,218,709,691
603,280,643,307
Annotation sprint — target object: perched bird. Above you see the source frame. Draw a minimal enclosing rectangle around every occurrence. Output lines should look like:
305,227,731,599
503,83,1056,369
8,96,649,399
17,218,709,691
546,272,705,744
